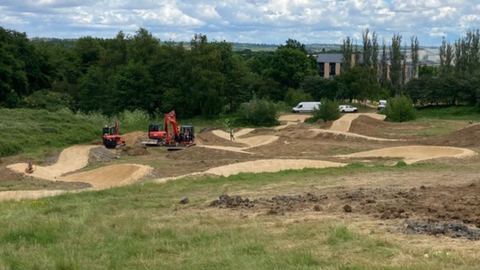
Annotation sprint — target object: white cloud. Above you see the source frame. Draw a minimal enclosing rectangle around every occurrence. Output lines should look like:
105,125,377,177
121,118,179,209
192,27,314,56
0,0,478,45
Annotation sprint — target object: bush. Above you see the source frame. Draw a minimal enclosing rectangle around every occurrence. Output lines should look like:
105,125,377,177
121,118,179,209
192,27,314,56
312,98,340,122
385,96,417,122
237,97,278,126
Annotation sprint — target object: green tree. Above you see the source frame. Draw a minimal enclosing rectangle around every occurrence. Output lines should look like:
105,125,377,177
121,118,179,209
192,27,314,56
74,36,103,73
385,96,416,122
389,34,403,91
313,98,340,122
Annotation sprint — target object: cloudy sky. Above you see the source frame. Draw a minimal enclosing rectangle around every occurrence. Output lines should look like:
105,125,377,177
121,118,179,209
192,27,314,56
0,0,478,46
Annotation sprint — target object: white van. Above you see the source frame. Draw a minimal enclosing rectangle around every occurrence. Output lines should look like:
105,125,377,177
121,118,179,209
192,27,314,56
378,100,387,110
292,102,321,113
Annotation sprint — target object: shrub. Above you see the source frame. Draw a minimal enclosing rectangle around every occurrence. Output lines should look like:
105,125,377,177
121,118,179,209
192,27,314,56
312,98,340,122
237,97,278,126
385,96,417,122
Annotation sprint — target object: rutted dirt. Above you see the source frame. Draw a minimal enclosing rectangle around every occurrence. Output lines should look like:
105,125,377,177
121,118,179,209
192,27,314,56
209,181,480,240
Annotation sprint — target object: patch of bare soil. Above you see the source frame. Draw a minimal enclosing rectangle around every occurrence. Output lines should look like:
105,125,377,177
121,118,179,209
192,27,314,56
349,115,428,139
196,130,248,147
208,182,480,240
416,123,480,148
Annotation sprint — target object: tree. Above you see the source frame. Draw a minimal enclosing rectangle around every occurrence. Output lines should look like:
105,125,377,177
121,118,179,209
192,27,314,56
389,34,403,91
379,40,388,87
128,28,160,65
439,37,454,75
362,29,372,67
277,38,307,54
74,36,103,73
410,36,419,79
341,36,354,73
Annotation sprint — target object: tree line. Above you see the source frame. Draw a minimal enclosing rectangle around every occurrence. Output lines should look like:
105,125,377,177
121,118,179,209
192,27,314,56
0,27,318,117
2,25,480,120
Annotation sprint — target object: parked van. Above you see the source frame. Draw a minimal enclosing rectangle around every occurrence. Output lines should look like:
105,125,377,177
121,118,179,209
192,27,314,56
378,100,387,110
292,102,321,113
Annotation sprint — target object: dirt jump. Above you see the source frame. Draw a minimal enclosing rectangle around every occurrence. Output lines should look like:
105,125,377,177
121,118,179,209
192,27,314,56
7,145,153,191
3,112,477,204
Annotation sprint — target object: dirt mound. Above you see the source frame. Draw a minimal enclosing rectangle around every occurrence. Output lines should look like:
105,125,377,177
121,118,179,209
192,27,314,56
337,145,476,164
349,115,427,139
61,164,153,189
122,131,146,146
89,147,119,163
417,124,480,148
196,130,247,147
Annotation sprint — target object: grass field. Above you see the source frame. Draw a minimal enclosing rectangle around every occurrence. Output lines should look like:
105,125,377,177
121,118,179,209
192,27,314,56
2,164,478,270
2,106,480,269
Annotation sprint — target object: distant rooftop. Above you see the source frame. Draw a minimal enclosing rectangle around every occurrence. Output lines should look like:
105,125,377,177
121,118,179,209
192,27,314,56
317,53,343,63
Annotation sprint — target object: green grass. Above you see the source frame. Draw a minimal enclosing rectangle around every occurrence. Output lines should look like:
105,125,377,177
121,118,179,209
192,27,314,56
415,105,480,120
0,108,104,157
0,163,476,269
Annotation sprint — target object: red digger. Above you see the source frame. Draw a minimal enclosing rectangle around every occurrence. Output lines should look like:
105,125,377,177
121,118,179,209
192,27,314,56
102,121,125,149
142,110,195,150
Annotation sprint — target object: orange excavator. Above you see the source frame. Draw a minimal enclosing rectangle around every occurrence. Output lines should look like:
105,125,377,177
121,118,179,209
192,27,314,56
102,121,125,149
142,110,195,150
164,110,195,150
142,123,167,146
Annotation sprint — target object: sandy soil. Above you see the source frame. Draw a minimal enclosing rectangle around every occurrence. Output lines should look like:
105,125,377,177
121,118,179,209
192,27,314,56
7,145,100,180
5,145,154,197
337,145,477,164
330,113,386,132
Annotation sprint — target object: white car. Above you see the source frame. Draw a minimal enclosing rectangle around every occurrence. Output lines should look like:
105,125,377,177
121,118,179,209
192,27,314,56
378,100,387,110
339,105,358,113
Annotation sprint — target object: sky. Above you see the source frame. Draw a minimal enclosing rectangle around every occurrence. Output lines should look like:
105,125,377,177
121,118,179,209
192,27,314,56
0,0,479,46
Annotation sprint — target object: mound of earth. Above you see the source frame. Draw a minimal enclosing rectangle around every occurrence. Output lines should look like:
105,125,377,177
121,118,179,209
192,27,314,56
122,131,146,146
61,164,153,189
337,145,476,164
195,130,248,147
349,115,427,139
417,124,480,148
89,147,119,163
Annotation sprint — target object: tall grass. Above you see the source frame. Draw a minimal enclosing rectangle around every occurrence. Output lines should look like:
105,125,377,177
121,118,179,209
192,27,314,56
0,108,106,157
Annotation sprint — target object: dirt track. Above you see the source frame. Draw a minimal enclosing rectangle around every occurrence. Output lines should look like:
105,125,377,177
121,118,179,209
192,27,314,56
2,113,478,205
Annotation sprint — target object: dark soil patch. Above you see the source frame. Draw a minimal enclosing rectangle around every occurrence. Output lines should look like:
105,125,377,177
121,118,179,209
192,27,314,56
209,182,480,240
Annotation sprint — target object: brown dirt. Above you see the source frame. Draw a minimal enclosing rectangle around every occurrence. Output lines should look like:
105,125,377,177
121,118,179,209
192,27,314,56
208,180,480,240
416,123,480,148
349,115,428,139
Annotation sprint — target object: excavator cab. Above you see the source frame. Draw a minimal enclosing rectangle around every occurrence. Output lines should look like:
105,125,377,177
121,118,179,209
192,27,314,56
142,124,167,146
181,125,195,142
102,122,125,149
148,124,167,140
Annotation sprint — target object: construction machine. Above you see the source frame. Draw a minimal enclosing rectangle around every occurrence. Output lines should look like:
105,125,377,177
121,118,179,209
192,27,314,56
142,123,167,146
163,110,195,150
102,121,125,149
